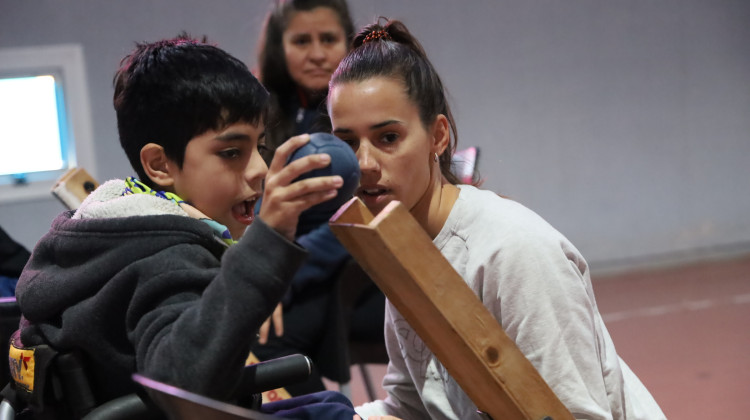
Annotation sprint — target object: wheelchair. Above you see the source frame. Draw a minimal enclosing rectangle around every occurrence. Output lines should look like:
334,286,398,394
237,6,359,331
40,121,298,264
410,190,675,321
0,299,312,420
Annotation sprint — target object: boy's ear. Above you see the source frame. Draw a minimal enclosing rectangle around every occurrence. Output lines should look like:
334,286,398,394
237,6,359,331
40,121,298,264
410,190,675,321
140,143,175,187
431,114,451,156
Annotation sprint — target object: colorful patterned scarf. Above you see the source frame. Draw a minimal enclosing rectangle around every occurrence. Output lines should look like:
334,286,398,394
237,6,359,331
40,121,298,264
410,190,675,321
123,177,237,246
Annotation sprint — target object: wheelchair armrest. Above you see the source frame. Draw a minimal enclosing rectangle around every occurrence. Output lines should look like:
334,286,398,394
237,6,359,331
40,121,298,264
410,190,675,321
240,354,313,395
0,399,15,420
81,393,157,420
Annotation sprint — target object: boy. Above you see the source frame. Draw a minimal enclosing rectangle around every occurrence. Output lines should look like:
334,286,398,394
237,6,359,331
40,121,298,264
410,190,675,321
13,35,355,417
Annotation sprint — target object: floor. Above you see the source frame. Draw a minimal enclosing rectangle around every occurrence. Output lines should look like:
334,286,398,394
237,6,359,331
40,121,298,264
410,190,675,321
328,254,750,418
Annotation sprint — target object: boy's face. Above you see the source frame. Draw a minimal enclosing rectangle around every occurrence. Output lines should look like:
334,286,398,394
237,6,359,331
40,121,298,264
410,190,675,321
168,121,267,240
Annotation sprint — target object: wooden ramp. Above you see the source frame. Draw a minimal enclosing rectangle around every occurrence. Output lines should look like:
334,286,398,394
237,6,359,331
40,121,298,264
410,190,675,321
329,198,573,420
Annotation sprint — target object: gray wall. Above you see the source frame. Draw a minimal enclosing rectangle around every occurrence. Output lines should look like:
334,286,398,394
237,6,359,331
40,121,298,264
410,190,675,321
2,0,749,273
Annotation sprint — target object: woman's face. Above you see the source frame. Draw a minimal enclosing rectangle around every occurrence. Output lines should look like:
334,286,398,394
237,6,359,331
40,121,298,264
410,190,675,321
282,7,347,94
329,77,446,217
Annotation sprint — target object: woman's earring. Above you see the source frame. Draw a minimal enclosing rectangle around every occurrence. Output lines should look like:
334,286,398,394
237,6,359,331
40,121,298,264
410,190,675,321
434,153,439,162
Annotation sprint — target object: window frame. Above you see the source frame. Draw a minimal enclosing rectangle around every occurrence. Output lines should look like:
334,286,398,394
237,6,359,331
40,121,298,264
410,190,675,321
0,44,95,203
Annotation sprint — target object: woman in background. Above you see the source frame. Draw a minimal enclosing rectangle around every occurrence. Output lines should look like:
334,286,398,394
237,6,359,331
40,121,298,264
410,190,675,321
256,0,353,160
253,0,386,397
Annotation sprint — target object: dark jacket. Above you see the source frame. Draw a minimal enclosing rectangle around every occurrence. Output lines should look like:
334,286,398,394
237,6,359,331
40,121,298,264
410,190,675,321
15,180,306,403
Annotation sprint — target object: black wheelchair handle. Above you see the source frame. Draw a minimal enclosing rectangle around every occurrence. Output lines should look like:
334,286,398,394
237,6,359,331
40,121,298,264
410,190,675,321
240,354,313,395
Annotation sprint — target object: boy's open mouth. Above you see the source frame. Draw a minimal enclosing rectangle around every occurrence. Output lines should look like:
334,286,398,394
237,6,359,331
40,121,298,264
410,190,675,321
232,199,256,225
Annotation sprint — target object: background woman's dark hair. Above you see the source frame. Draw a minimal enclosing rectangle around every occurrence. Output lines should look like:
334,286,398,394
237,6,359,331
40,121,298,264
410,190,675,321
113,33,268,187
256,0,355,160
330,19,461,185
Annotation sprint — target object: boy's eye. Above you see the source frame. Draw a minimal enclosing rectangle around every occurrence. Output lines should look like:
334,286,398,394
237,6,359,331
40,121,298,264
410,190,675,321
218,149,241,159
257,143,269,153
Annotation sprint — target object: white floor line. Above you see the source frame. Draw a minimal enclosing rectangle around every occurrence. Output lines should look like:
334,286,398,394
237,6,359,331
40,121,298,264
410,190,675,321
601,293,750,323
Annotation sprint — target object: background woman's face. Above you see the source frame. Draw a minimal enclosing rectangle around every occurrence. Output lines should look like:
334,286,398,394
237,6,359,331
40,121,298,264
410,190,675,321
282,7,347,94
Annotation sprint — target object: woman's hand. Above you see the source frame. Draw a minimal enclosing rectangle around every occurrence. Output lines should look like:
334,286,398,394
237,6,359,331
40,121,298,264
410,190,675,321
258,303,284,344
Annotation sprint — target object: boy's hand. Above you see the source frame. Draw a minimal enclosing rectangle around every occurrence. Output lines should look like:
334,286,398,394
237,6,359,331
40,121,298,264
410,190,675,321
258,303,283,344
260,134,343,241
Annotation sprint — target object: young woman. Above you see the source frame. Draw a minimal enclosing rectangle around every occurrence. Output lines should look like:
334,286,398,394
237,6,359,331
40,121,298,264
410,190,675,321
252,0,386,397
327,19,666,420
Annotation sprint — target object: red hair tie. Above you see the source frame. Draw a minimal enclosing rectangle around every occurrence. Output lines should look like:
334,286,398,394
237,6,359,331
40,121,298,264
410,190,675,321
363,29,391,44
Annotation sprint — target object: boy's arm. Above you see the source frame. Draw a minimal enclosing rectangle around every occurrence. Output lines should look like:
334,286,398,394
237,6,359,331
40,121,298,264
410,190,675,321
128,217,306,401
130,135,345,400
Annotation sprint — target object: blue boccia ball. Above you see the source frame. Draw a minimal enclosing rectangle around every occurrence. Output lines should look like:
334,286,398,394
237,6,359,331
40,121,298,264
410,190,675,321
287,132,360,214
